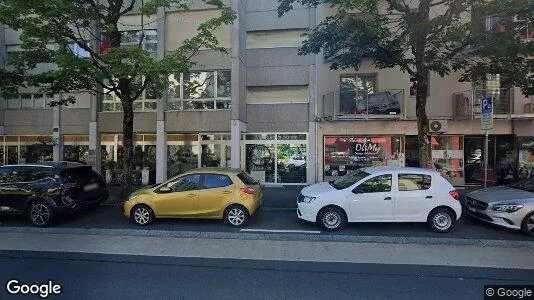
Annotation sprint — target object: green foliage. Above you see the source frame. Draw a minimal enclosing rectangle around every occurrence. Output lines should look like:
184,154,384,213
278,0,534,94
0,0,236,105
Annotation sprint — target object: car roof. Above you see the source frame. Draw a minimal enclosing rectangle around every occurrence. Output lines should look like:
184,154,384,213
1,161,89,170
362,167,440,176
181,167,243,175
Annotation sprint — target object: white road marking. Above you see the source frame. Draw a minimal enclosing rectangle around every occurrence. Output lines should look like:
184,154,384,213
240,229,321,234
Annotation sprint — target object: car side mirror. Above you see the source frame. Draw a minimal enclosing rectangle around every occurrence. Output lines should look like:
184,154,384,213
159,186,172,193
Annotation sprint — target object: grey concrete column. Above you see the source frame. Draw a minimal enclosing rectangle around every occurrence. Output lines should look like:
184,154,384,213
155,6,168,182
0,24,5,136
88,94,101,172
52,101,63,161
307,7,318,184
230,0,247,168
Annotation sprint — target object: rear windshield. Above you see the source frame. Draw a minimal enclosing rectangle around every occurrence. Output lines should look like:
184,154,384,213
237,172,259,185
61,166,97,182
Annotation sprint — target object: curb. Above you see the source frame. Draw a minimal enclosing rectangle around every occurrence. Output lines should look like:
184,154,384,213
0,226,533,249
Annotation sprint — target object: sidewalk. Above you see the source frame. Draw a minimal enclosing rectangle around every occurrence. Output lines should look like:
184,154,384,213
0,231,532,269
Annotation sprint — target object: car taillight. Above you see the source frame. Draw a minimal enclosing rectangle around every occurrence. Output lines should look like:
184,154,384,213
241,187,256,195
449,190,459,201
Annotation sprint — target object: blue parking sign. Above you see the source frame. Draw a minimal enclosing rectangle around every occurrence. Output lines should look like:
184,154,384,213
482,97,493,115
481,97,493,130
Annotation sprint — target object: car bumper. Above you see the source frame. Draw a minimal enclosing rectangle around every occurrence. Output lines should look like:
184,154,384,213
56,191,109,214
464,205,522,230
297,202,319,223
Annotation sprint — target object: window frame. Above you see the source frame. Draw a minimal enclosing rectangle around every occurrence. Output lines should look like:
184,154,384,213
4,93,54,110
397,173,432,192
201,173,234,190
352,174,392,194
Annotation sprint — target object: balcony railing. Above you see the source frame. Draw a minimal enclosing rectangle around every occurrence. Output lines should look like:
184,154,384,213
322,89,405,121
453,88,534,120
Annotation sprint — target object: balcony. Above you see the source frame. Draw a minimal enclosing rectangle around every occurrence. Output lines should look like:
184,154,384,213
321,90,405,121
453,89,534,120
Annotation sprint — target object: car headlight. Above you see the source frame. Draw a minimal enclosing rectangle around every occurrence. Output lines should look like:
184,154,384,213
301,196,316,203
127,194,139,202
491,204,523,213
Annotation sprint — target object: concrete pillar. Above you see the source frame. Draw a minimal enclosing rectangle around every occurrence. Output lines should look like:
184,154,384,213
155,6,167,182
88,94,101,172
52,103,63,161
230,0,247,169
307,7,318,184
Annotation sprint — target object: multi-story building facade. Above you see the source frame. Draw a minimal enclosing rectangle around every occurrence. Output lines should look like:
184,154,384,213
0,1,533,188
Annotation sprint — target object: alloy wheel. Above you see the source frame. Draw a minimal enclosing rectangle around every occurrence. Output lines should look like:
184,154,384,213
227,208,246,226
323,211,341,229
134,207,151,225
433,212,452,230
30,203,50,226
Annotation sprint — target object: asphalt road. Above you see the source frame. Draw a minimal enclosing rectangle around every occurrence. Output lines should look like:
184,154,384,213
1,250,533,300
1,204,532,241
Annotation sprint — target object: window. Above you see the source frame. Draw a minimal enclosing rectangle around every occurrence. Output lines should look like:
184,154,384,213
398,174,432,191
68,43,91,58
330,171,370,190
5,94,53,109
121,30,157,52
0,168,12,184
339,75,376,115
102,81,159,112
353,174,392,194
167,70,231,111
203,174,233,189
167,174,201,192
237,172,259,185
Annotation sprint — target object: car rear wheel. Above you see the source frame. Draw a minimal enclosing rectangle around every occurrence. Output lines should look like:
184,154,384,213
131,204,154,226
428,208,455,233
224,205,249,227
318,207,346,231
28,200,54,227
521,211,534,237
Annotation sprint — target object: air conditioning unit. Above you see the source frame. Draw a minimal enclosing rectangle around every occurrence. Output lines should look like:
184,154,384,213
429,120,448,133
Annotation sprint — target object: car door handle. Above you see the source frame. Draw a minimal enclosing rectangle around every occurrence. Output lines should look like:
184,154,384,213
222,191,232,195
425,196,433,199
187,194,196,197
384,197,392,201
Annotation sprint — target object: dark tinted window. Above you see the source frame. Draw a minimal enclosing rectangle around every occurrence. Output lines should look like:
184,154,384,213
11,167,50,182
510,177,534,193
237,172,259,185
203,174,233,189
168,174,201,192
61,166,94,182
398,174,432,191
0,168,12,184
354,174,392,194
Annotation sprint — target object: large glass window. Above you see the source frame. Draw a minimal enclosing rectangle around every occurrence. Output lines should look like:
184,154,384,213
244,133,307,184
324,136,403,181
1,136,54,164
167,70,231,111
518,137,534,180
431,135,464,186
339,75,376,115
121,29,157,52
4,94,54,109
102,81,159,112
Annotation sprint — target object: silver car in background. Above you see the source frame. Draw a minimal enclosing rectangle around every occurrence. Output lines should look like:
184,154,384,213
465,177,534,236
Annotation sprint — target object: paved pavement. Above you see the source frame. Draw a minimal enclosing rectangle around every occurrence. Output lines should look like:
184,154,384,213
1,251,533,300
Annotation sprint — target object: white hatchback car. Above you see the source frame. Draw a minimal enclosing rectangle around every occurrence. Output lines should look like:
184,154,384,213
297,167,462,232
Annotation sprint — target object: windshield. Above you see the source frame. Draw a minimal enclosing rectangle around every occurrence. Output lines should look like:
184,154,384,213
330,171,370,190
509,177,534,193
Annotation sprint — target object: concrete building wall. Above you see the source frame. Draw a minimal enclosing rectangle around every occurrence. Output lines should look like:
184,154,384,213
246,104,309,132
3,110,54,135
98,112,157,133
61,108,91,134
165,111,231,132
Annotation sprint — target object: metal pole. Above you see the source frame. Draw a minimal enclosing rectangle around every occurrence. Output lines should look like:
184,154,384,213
484,129,489,188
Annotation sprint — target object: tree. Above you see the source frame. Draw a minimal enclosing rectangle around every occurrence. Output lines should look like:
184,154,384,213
278,0,534,168
0,0,235,188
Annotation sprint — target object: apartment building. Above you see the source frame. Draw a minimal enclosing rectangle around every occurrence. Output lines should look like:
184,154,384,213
0,1,533,188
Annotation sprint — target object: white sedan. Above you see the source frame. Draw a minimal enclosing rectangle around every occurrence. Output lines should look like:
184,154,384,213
297,167,462,232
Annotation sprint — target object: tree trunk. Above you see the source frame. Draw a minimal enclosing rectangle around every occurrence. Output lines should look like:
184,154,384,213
121,97,134,191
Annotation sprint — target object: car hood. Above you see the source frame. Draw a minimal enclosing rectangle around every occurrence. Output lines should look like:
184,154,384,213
468,186,534,203
129,187,154,197
301,182,338,196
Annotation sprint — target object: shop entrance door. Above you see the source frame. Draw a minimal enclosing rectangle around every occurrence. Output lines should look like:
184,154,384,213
464,137,485,185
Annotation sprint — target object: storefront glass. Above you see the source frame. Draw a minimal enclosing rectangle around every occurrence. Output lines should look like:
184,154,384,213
324,136,404,181
1,136,54,164
518,137,534,179
431,136,464,186
244,133,307,184
63,135,90,164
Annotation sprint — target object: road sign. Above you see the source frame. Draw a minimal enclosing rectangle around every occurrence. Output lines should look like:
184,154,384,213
481,97,493,131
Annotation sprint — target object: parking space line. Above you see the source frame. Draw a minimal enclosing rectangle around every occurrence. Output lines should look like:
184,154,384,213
240,229,321,234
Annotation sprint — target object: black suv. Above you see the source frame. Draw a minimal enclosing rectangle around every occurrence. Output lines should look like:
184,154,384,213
0,162,108,226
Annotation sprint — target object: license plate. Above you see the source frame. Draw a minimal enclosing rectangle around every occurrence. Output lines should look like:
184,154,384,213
83,183,99,191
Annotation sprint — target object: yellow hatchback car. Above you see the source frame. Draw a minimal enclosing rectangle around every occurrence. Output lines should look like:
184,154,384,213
124,168,262,227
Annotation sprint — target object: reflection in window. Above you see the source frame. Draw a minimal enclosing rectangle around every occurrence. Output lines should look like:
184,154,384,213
356,175,392,193
168,174,201,192
168,70,231,111
184,72,214,99
340,75,376,115
398,174,432,191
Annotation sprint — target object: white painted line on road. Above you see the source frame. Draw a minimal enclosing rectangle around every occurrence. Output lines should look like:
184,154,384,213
240,229,321,234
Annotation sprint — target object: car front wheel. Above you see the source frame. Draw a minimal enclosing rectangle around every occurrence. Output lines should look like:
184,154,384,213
131,204,154,226
318,207,346,231
521,211,534,237
428,208,455,233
